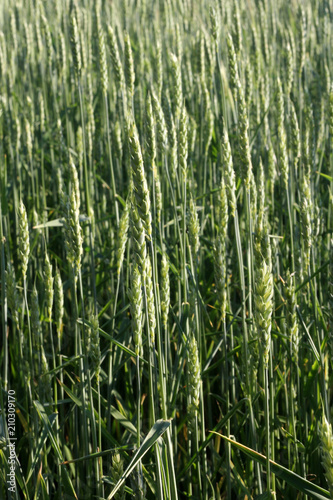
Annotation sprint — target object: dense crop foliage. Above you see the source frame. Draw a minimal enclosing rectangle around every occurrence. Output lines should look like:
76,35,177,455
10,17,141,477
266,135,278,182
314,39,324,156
0,0,333,498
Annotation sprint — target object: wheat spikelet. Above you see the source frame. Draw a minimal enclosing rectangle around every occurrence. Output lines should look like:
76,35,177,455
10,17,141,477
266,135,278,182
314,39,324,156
26,96,35,139
124,31,135,103
222,125,237,217
170,52,183,123
128,263,143,358
324,63,330,97
39,91,45,135
227,33,240,103
237,83,252,189
284,270,299,363
202,79,214,155
10,10,17,54
98,27,108,96
111,453,125,500
285,41,294,96
131,203,147,279
319,415,333,498
161,253,170,331
107,25,125,89
146,256,156,344
57,30,66,80
178,105,188,179
146,94,156,165
214,235,227,321
62,163,83,280
188,196,200,256
232,0,242,55
41,14,53,70
254,257,273,370
151,89,168,153
6,262,20,331
89,313,101,382
219,176,228,239
214,179,228,320
209,6,219,42
70,157,80,210
187,332,200,420
290,100,300,173
128,120,152,238
258,2,269,65
18,200,30,281
24,21,32,65
40,344,52,402
329,84,333,140
31,286,41,343
116,202,130,276
54,267,64,338
251,25,261,82
256,158,265,235
276,78,289,188
245,59,253,107
70,13,81,77
44,253,54,323
297,5,306,76
14,116,21,153
300,175,312,273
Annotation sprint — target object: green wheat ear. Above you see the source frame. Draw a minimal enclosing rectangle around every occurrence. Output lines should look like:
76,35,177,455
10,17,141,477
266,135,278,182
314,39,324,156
6,262,20,331
128,119,152,239
128,263,143,359
319,415,333,498
44,252,54,323
70,13,81,77
54,267,64,338
222,124,236,217
18,200,30,282
111,453,126,500
124,31,135,103
117,202,130,276
107,25,125,89
188,196,200,256
187,332,200,423
98,27,108,96
254,257,273,370
62,162,83,280
161,252,170,331
89,313,101,382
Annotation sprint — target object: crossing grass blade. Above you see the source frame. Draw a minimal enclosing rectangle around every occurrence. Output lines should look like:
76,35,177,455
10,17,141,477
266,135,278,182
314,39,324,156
212,432,331,500
106,420,171,499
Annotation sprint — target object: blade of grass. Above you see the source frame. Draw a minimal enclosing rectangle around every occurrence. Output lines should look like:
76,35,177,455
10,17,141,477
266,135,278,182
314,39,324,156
107,419,171,499
212,433,331,500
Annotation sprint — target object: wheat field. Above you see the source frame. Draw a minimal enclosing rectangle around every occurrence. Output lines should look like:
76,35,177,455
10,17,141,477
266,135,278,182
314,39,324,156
0,0,333,498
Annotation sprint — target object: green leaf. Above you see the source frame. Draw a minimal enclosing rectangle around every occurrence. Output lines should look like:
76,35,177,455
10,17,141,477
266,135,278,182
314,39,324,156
109,406,137,436
33,215,90,229
212,433,330,500
34,401,78,499
280,428,306,453
295,261,329,293
59,446,132,465
56,379,83,407
26,412,58,483
317,172,333,182
77,318,147,363
107,419,171,499
255,493,271,500
179,398,248,478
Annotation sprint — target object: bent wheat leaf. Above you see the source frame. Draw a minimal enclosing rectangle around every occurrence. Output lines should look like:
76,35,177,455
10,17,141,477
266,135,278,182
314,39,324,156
107,419,171,499
211,432,330,500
